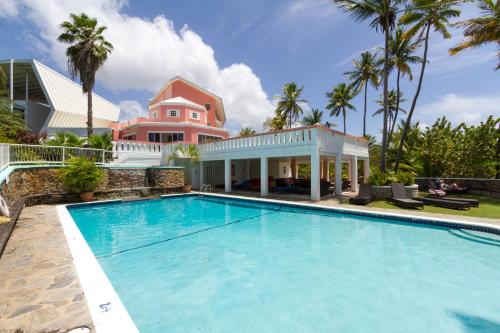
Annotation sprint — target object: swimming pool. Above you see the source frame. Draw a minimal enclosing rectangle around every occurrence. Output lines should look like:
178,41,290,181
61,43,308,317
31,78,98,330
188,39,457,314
67,194,500,333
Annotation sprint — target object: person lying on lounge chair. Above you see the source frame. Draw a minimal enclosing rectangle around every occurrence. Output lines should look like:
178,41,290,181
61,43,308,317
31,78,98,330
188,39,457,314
431,178,469,194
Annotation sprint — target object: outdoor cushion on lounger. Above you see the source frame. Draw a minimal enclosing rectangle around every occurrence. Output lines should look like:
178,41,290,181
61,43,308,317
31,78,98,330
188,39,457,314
415,196,474,210
349,184,373,205
427,189,479,207
390,183,424,209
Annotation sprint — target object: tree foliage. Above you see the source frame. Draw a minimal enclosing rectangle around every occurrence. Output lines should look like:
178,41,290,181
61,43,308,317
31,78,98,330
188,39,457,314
376,116,500,178
58,13,113,137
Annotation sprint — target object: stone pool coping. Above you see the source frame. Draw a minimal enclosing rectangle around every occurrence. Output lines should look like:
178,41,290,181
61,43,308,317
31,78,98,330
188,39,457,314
57,204,139,333
58,192,500,332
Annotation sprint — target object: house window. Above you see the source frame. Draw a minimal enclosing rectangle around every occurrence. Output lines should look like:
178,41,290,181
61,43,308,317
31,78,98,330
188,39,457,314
122,134,136,141
198,134,222,143
190,112,199,119
169,109,179,117
148,132,184,143
205,103,211,110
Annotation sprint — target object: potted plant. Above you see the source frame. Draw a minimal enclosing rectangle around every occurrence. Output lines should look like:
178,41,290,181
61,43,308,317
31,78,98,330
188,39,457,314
58,156,104,202
168,144,200,193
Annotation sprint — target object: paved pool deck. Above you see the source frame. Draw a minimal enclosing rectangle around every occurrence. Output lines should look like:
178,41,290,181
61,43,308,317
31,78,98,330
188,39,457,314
0,205,93,333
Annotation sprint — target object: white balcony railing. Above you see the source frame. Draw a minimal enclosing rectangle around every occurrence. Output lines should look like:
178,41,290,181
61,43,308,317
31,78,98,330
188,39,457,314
0,143,111,170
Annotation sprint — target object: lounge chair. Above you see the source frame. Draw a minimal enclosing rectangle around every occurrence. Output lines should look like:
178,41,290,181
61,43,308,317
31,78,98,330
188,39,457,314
415,196,474,210
389,183,424,209
430,178,469,195
428,188,479,207
349,184,373,205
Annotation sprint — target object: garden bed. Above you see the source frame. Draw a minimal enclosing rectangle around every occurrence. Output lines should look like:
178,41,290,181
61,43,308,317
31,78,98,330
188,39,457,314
0,198,25,258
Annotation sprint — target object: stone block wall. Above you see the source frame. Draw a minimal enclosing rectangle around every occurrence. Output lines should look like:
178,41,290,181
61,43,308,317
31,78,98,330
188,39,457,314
416,177,499,197
0,166,185,208
371,185,419,199
147,168,185,188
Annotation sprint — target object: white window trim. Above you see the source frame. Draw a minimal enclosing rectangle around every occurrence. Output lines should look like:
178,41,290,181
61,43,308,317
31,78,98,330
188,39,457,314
147,131,185,143
167,109,180,117
190,111,200,120
197,132,224,143
122,132,137,139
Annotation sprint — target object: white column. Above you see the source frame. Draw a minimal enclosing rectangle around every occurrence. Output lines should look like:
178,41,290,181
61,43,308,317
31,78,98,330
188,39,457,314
199,161,204,186
310,149,320,201
335,154,343,196
351,156,358,192
260,156,268,197
364,157,370,183
10,59,14,112
224,158,231,193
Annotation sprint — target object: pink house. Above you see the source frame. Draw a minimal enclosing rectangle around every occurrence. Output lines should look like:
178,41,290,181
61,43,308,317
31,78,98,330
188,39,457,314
112,76,229,143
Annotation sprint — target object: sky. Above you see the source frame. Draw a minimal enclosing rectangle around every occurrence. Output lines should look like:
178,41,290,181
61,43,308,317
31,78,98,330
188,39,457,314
0,0,498,138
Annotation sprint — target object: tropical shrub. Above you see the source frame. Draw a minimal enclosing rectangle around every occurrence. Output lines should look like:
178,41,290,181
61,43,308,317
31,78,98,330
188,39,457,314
368,170,415,186
88,132,113,150
368,170,390,186
394,171,415,186
47,132,85,147
58,157,104,193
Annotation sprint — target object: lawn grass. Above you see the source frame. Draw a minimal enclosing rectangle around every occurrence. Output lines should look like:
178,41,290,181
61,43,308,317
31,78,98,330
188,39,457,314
365,194,500,220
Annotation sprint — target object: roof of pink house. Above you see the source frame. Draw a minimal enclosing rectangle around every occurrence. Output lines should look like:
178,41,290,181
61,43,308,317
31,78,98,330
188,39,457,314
150,96,206,111
149,76,226,123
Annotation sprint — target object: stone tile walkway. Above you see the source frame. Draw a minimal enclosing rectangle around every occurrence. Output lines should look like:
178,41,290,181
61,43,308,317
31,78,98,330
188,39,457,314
0,205,93,333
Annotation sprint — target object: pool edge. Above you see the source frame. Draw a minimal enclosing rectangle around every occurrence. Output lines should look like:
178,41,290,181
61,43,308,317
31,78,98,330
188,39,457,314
57,205,140,333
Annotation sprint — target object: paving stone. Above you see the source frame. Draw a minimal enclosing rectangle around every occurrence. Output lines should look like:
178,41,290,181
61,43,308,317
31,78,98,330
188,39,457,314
0,205,94,332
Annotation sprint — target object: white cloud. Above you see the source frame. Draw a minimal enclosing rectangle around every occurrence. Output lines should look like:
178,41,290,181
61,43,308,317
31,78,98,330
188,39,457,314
416,94,500,126
0,0,19,17
282,0,338,20
119,100,147,121
1,0,274,130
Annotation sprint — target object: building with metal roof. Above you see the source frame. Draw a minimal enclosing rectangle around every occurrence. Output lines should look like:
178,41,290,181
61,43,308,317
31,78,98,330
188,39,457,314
0,59,120,136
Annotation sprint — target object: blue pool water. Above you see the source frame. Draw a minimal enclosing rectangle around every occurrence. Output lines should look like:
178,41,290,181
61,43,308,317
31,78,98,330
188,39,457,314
68,195,500,333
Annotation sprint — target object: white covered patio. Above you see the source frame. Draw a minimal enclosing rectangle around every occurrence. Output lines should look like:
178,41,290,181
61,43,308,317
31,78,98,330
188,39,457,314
197,125,370,201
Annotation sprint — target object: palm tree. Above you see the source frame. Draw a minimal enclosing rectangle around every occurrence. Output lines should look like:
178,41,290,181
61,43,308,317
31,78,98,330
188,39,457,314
324,121,337,128
168,144,200,163
58,13,113,138
394,0,461,171
450,0,500,70
239,127,256,137
373,90,407,133
47,132,86,147
331,0,405,172
387,27,422,139
302,109,324,125
344,51,381,137
275,82,308,129
326,83,357,134
88,132,113,150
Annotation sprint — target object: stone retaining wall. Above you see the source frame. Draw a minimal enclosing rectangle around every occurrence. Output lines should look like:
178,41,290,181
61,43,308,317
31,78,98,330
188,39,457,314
0,166,185,208
416,177,499,197
371,185,419,199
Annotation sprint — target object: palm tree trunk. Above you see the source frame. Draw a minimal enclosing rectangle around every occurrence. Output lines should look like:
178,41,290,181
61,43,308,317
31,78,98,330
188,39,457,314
380,16,390,172
389,69,401,140
87,90,93,138
394,23,431,172
363,83,368,137
343,107,346,135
